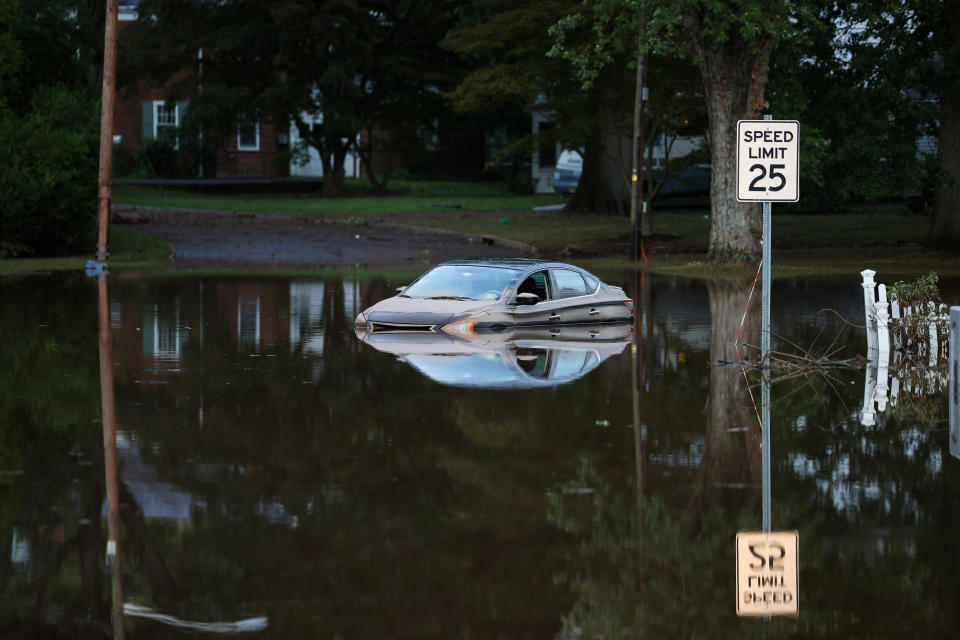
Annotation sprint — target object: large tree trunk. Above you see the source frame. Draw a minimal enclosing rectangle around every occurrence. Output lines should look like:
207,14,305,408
320,141,347,197
565,125,630,216
928,1,960,251
683,279,762,533
684,11,773,263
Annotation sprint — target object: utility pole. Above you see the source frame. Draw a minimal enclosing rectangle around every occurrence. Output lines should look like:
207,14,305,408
96,0,120,263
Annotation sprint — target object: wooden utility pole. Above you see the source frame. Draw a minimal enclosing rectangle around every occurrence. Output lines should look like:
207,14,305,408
96,0,120,263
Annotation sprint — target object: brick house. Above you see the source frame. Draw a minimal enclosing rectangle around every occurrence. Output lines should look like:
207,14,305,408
115,1,289,178
114,1,481,182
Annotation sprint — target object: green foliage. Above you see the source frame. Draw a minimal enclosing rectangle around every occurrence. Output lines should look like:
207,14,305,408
768,0,946,207
0,86,98,257
445,1,638,213
0,3,23,105
138,136,191,179
888,271,942,308
126,0,460,195
445,0,622,152
0,0,101,257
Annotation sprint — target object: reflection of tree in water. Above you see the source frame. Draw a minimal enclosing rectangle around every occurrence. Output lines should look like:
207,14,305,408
688,279,763,525
546,277,960,639
5,274,959,637
545,278,765,639
106,276,630,636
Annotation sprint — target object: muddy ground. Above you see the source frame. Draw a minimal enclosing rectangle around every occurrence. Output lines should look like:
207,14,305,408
114,207,532,268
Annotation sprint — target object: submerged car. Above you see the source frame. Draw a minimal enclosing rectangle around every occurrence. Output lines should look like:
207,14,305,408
354,259,633,339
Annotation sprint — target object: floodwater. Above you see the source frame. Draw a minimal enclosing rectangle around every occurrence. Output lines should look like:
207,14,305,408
1,269,958,638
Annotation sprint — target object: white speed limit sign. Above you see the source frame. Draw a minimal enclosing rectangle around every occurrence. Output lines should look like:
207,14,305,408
737,120,799,202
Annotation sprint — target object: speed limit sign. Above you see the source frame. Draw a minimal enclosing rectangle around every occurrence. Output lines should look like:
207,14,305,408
737,120,799,202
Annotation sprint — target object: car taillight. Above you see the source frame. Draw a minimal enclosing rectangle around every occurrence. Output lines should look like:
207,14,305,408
623,298,634,314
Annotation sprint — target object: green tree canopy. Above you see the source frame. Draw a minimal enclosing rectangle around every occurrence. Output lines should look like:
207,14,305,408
445,0,637,214
124,0,461,195
553,0,800,261
0,0,99,257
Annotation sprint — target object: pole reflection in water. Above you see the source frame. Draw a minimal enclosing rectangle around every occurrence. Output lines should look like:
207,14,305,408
631,270,650,510
97,273,124,639
950,307,959,460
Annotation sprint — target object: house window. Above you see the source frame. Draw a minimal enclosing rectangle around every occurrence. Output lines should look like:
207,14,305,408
238,121,260,151
237,296,261,351
154,101,179,146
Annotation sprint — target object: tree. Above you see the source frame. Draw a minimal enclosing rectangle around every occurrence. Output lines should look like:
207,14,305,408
444,0,635,214
683,3,793,262
766,0,957,249
553,0,796,261
0,0,99,257
124,0,459,196
767,1,940,210
926,0,960,250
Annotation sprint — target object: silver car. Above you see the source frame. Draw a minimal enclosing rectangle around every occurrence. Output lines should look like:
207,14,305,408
354,259,634,339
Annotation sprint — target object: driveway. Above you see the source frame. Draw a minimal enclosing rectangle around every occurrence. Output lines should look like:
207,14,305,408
114,207,533,268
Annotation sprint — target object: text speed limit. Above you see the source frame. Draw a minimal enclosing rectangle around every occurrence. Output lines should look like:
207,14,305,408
737,120,799,202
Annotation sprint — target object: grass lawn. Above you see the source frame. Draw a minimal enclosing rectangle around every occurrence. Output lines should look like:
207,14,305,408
114,182,931,254
113,180,565,218
398,207,932,254
7,179,955,279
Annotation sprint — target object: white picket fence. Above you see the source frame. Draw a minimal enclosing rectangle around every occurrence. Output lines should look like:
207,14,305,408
860,269,951,362
859,269,957,429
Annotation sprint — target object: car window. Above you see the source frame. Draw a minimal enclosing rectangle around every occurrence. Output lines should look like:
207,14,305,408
550,269,588,298
517,271,550,301
404,265,521,300
515,348,548,377
550,350,590,378
582,273,599,291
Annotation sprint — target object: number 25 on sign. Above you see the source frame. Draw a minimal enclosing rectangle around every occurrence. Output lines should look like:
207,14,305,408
736,531,799,617
736,120,800,202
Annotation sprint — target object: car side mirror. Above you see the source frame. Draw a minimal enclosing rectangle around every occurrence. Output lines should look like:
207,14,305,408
511,292,539,306
396,286,407,293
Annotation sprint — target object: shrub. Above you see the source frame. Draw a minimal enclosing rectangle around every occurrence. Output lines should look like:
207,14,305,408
888,271,942,309
138,136,191,179
0,85,98,257
112,142,143,179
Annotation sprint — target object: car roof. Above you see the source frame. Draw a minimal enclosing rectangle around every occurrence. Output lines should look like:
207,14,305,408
438,258,583,271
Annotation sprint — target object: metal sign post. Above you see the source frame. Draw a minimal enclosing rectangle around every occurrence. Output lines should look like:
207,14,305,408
761,197,772,531
735,116,800,617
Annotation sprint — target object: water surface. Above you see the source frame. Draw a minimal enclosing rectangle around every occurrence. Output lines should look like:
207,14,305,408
1,270,957,638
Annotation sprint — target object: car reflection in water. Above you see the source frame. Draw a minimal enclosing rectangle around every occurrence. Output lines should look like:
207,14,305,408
356,323,632,389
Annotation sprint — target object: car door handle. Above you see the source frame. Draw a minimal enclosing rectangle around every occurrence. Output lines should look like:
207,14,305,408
549,313,561,322
589,308,600,317
589,329,600,337
550,327,561,336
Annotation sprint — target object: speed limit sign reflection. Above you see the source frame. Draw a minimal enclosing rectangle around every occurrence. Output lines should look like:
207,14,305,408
737,120,799,202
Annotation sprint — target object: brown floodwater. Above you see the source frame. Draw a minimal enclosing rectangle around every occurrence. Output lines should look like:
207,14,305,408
1,269,957,638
